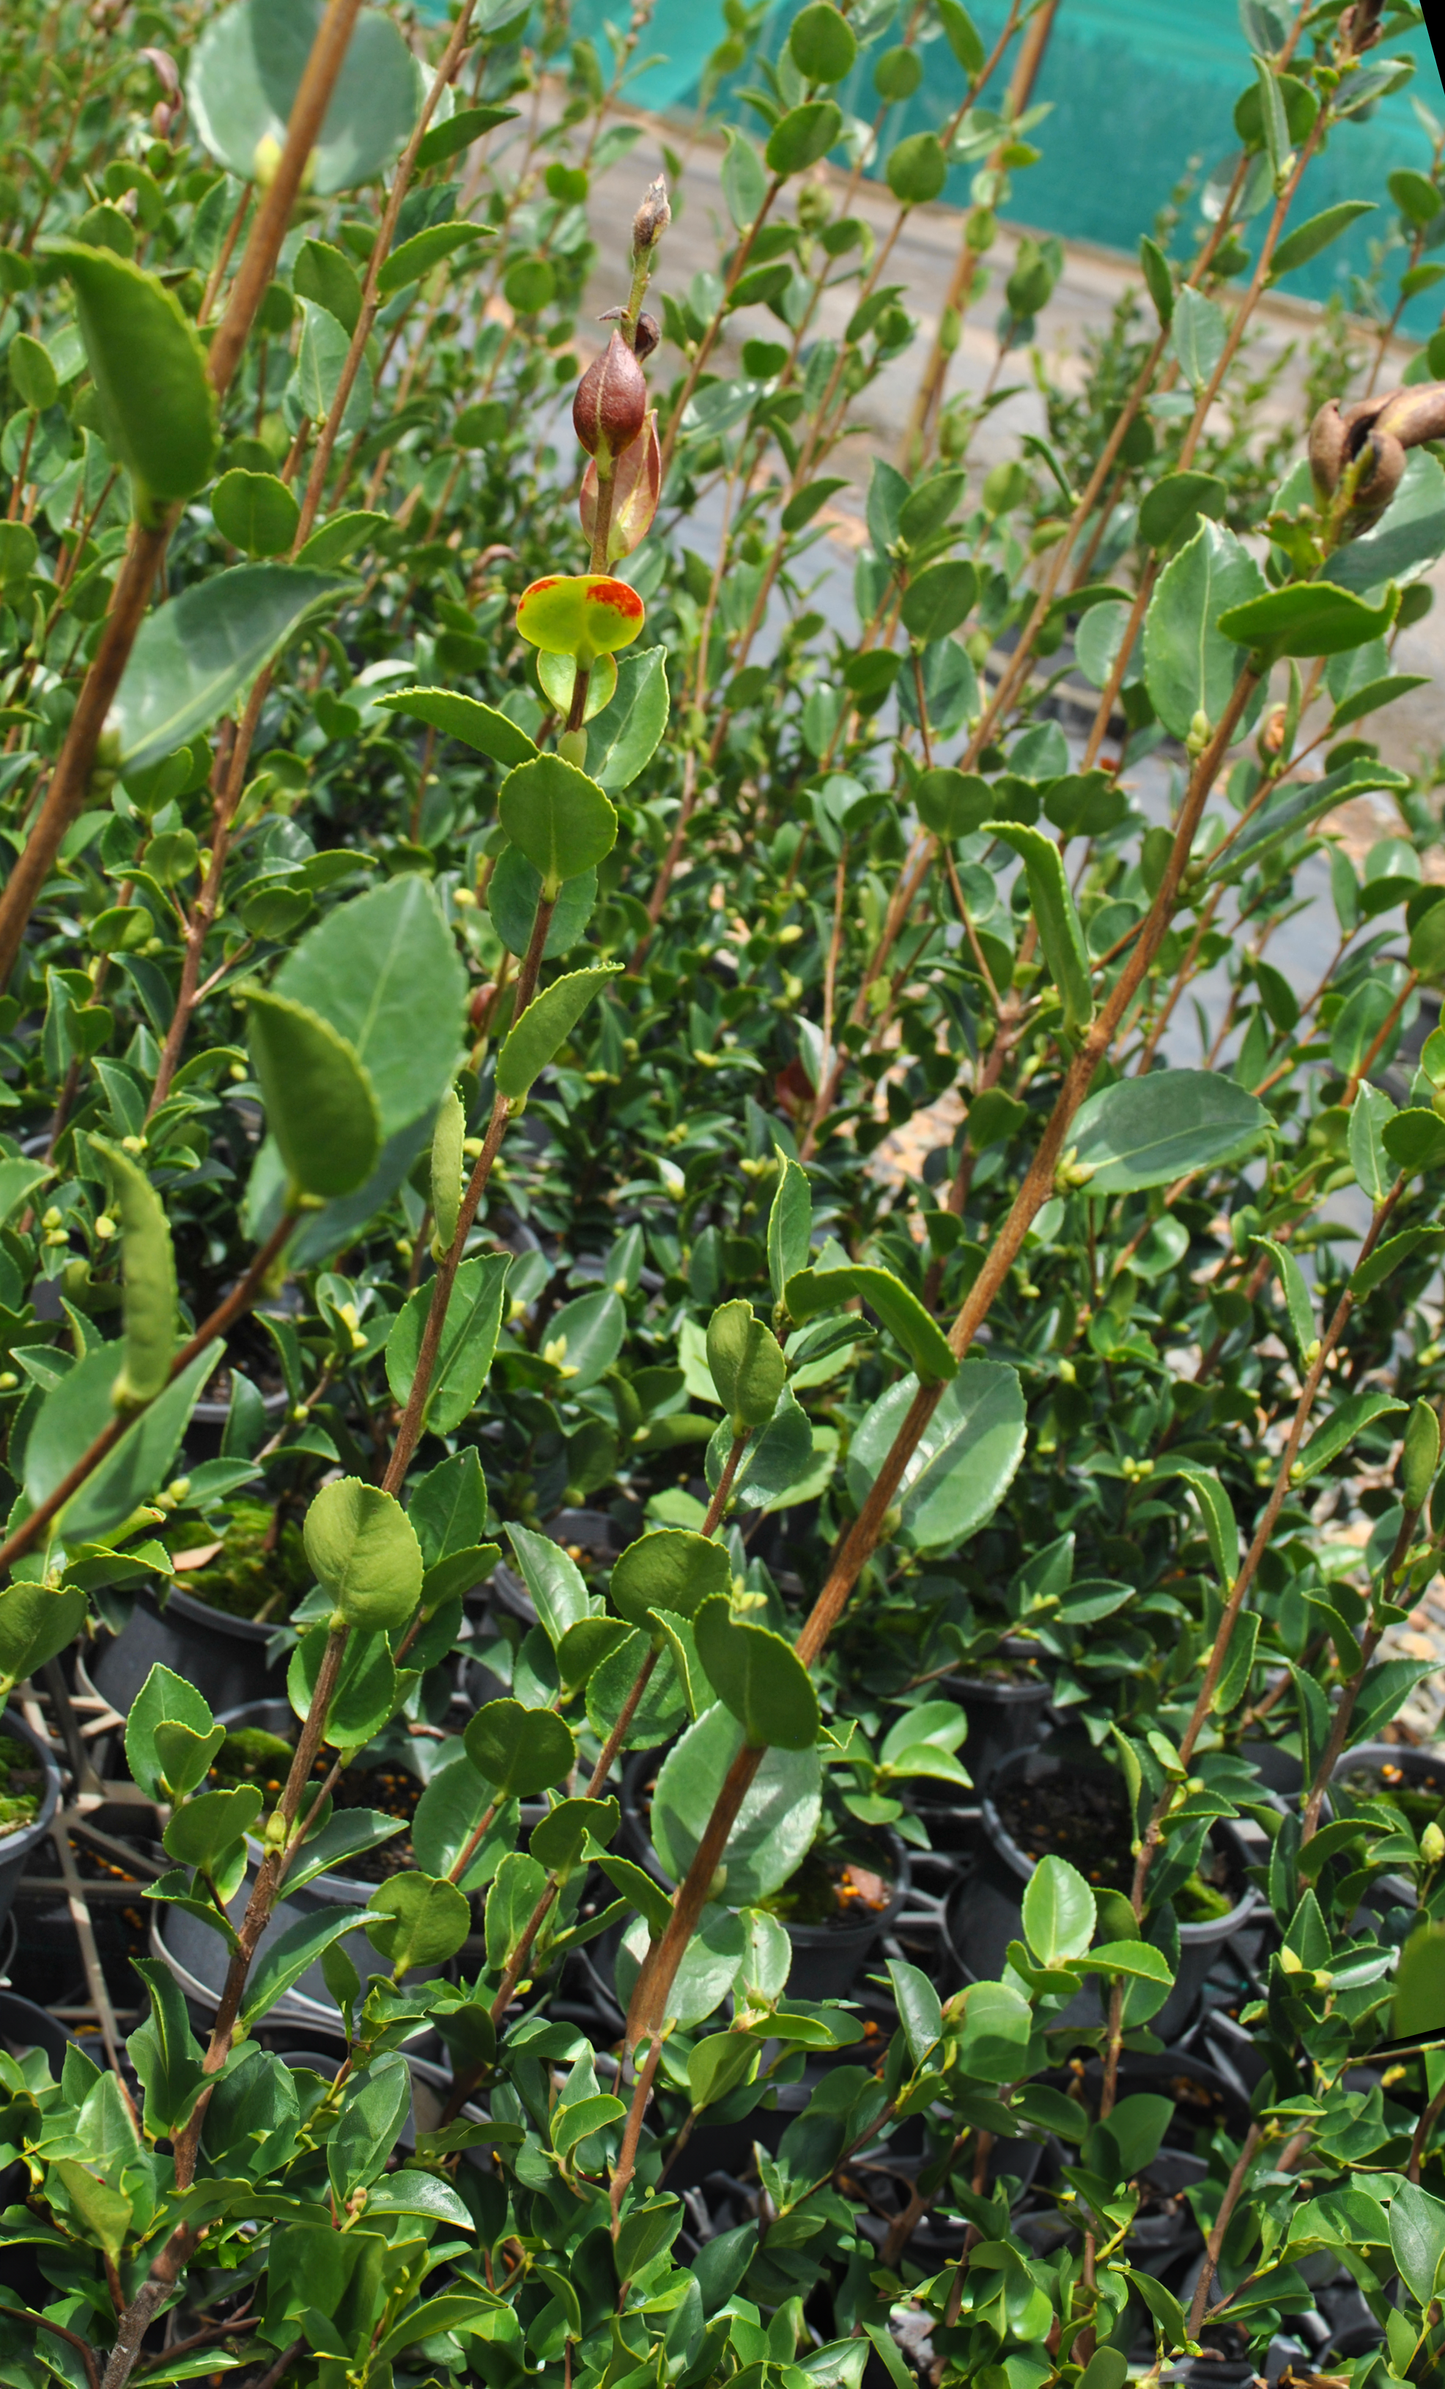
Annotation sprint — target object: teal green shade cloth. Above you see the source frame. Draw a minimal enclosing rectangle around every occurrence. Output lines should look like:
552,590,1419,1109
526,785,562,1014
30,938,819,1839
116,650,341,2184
434,0,1444,330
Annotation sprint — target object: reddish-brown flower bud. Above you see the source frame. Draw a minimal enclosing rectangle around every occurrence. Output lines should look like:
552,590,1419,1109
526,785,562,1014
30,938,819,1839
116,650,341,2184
634,312,660,362
581,409,661,560
572,329,648,460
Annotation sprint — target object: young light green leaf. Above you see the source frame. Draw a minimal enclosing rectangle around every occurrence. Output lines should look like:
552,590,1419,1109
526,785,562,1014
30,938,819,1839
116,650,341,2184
90,1136,177,1405
706,1300,787,1428
211,469,299,557
496,964,622,1102
609,1528,731,1630
498,754,617,896
1143,519,1264,741
693,1595,819,1750
1021,1852,1096,1966
245,989,381,1199
1251,1235,1317,1366
365,1872,472,1971
430,1087,464,1256
53,243,217,511
767,1151,812,1304
385,1252,511,1434
304,1477,422,1631
988,821,1093,1038
464,1698,576,1799
784,1265,956,1385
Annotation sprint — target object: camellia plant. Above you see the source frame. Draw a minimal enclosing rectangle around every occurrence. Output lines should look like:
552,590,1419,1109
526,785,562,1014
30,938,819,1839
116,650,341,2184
5,0,1445,2387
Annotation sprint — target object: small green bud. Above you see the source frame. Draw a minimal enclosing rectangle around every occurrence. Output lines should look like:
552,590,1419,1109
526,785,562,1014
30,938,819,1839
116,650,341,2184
1422,1821,1445,1866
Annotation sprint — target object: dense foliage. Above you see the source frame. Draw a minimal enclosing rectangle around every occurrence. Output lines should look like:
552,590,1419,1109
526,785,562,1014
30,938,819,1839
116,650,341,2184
4,2,1445,2388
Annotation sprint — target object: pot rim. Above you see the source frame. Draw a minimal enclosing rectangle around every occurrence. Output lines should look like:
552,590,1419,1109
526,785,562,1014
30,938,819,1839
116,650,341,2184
981,1750,1258,1942
0,1703,62,1861
140,1574,282,1645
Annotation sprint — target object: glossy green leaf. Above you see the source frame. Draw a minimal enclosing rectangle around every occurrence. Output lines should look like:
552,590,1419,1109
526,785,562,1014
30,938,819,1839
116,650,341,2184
495,964,621,1101
587,645,670,792
784,1264,956,1384
293,236,363,332
273,874,466,1137
240,1907,372,2025
530,1795,619,1879
1021,1852,1096,1965
464,1698,575,1799
789,3,856,81
109,566,348,772
900,561,976,641
693,1595,819,1749
212,469,299,557
651,1701,822,1902
766,101,843,175
414,102,519,170
1137,470,1227,552
1143,519,1265,741
1251,1235,1317,1366
125,1664,217,1803
378,219,489,295
916,768,992,840
886,130,947,204
304,1476,422,1630
0,1582,87,1686
385,1251,511,1433
1270,201,1376,279
609,1528,732,1631
1292,1392,1407,1483
498,754,617,895
847,1360,1025,1550
245,989,381,1198
706,1299,787,1427
1070,1070,1269,1191
365,1871,472,1971
543,1286,625,1388
32,1340,220,1544
53,242,216,508
295,509,388,570
1217,579,1399,663
988,821,1093,1037
188,0,421,194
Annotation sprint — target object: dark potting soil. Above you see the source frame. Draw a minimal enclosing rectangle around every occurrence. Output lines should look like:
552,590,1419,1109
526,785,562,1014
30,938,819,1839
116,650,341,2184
995,1771,1235,1919
0,1734,42,1840
168,1499,312,1623
761,1845,893,1929
211,1728,423,1883
1339,1754,1445,1836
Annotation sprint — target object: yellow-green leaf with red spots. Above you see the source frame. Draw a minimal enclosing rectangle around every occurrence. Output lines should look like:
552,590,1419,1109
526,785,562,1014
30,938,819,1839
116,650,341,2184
516,573,646,666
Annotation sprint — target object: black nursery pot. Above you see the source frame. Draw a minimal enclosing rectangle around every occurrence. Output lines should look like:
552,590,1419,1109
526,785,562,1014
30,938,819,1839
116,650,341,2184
90,1578,282,1719
0,1708,61,1939
944,1739,1257,2045
619,1750,910,2003
941,1650,1052,1791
